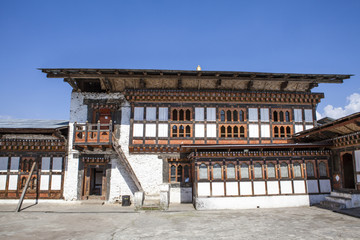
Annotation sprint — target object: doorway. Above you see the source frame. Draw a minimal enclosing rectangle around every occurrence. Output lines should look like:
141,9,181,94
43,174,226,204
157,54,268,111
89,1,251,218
82,164,107,200
342,153,355,189
90,168,104,195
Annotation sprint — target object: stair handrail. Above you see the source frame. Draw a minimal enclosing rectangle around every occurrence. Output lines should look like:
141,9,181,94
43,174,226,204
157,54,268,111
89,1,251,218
111,133,143,192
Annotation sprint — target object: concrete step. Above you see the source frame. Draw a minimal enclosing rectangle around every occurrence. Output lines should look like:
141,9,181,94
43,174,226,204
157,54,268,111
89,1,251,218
80,200,105,205
325,196,351,206
320,200,346,210
330,191,352,199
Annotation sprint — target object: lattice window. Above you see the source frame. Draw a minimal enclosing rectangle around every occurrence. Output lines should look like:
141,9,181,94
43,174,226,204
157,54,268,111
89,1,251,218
280,163,289,178
267,163,276,179
319,162,328,177
240,163,249,179
306,162,315,178
227,164,236,179
212,164,222,180
199,164,208,180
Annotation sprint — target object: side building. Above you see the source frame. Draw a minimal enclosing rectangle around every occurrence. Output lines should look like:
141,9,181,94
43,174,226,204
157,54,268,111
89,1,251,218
0,120,68,200
39,68,357,209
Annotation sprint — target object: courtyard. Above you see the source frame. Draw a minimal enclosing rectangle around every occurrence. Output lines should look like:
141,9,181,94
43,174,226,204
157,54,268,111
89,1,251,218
0,203,359,239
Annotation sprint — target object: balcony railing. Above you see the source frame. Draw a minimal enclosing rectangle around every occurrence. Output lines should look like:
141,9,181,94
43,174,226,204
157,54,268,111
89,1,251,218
73,121,113,147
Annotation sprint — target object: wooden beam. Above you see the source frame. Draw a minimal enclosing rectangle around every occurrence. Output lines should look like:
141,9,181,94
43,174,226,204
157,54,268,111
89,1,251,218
15,162,37,212
280,81,289,91
247,80,253,91
177,78,182,89
64,78,80,92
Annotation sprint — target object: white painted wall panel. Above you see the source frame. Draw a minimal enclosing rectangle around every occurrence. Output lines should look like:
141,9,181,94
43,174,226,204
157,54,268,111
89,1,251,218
0,157,8,172
319,179,331,193
41,157,50,172
294,124,304,133
305,125,313,130
195,124,205,138
226,182,238,196
40,175,49,190
206,108,216,121
260,124,270,138
134,107,144,120
198,182,210,196
158,124,168,137
306,180,319,193
51,175,62,190
293,180,306,194
248,108,258,121
0,175,6,190
195,108,204,121
133,124,144,137
145,124,156,137
212,182,225,196
267,181,279,195
240,182,252,195
146,107,156,121
10,157,19,172
158,107,168,121
8,175,18,190
206,124,217,138
357,174,360,183
355,150,360,171
52,157,62,172
280,181,292,194
254,181,266,195
249,124,259,138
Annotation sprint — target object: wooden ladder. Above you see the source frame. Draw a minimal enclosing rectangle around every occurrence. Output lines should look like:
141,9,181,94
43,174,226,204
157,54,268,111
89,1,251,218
112,134,143,192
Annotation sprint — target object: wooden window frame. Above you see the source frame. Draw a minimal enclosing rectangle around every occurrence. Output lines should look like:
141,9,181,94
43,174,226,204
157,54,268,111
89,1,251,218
266,161,278,179
305,160,317,179
171,107,192,121
317,160,329,178
239,161,251,180
292,160,304,179
171,124,192,138
272,109,292,123
219,108,246,122
198,163,209,181
225,162,237,180
279,161,291,179
252,161,265,180
212,163,223,181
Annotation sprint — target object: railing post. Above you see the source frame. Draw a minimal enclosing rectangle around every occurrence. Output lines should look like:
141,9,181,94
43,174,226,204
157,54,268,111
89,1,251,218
97,120,101,143
109,120,113,145
85,121,89,143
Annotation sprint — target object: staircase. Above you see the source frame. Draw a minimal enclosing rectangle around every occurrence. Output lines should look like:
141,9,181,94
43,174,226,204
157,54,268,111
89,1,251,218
112,134,143,192
142,194,161,210
320,190,360,210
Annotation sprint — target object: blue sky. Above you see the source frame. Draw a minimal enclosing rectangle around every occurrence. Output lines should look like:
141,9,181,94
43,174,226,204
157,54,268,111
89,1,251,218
0,1,359,120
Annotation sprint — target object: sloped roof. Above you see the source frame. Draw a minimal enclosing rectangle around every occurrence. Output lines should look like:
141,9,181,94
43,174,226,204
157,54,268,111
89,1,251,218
0,119,68,130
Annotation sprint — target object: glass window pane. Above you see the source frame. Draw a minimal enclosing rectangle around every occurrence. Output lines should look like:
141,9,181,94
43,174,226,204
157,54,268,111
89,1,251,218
260,108,269,122
213,164,222,180
241,164,249,179
227,164,235,179
267,163,276,178
280,163,288,178
146,107,156,121
294,109,302,122
0,157,8,172
306,162,315,177
207,108,216,121
304,109,313,122
248,108,258,121
319,162,327,177
195,108,204,121
170,165,176,181
159,107,168,121
134,107,144,121
254,163,262,179
199,164,208,180
293,163,302,178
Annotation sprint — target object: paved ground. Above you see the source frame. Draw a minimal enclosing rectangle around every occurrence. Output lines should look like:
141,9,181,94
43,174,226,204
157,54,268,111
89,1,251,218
0,203,359,240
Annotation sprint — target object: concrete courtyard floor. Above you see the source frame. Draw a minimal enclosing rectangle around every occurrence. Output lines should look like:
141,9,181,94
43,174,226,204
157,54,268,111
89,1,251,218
0,203,359,240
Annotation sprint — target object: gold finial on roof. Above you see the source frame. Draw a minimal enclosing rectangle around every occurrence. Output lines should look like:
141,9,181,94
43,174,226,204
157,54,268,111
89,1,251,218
196,65,201,71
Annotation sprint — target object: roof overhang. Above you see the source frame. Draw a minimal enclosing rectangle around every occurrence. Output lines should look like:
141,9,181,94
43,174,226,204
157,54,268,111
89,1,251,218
40,68,352,93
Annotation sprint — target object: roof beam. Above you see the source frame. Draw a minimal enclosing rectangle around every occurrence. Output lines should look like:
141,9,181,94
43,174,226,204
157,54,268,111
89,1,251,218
64,78,80,92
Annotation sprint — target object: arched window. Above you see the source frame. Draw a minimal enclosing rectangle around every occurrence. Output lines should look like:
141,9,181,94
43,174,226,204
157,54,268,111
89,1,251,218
179,109,184,121
273,111,278,122
240,163,249,179
221,126,226,137
199,164,208,180
172,125,177,137
172,109,178,121
170,165,176,181
293,163,302,178
306,162,315,178
286,126,291,137
280,126,285,137
233,110,238,121
31,177,37,190
21,177,26,189
227,126,232,137
220,110,225,121
227,164,236,179
254,163,263,179
179,125,184,137
185,125,191,137
240,126,245,137
239,110,244,121
319,162,327,177
274,126,279,137
267,163,276,179
279,111,284,122
233,126,239,138
213,164,222,180
177,165,183,182
285,111,290,122
227,110,232,121
184,165,190,182
186,109,191,121
280,163,289,178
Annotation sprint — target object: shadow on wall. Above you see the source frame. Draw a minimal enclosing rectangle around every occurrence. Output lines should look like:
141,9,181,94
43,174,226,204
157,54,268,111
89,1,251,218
114,159,138,195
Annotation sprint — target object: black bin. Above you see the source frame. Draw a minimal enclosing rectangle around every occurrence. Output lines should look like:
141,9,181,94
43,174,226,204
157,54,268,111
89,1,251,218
122,195,131,206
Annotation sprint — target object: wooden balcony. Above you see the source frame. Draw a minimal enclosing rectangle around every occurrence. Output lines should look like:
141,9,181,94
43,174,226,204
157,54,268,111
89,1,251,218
73,121,113,149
